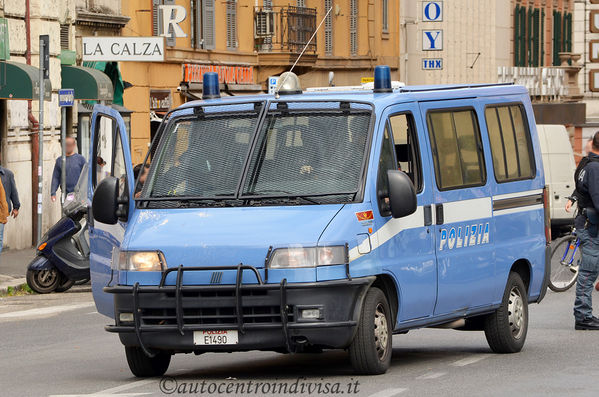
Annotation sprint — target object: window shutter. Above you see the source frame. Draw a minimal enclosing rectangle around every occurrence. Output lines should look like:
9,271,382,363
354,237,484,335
350,0,357,55
514,5,520,66
152,0,160,36
324,0,333,55
60,24,69,50
203,0,216,49
226,1,238,50
164,0,176,47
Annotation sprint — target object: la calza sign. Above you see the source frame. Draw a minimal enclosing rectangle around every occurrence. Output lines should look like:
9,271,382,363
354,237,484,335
82,37,165,62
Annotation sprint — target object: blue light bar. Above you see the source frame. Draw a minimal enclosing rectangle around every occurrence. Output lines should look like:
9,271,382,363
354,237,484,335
373,65,392,93
202,72,220,99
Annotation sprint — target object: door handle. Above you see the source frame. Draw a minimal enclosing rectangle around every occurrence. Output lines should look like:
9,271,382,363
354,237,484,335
424,205,432,226
436,204,444,225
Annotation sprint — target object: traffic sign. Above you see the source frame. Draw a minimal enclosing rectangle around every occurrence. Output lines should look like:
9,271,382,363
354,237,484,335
58,89,75,107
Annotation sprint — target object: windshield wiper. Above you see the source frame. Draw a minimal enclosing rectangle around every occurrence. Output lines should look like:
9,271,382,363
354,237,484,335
245,190,321,205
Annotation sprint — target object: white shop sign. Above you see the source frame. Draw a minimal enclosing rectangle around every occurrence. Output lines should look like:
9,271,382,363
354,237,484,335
82,37,165,62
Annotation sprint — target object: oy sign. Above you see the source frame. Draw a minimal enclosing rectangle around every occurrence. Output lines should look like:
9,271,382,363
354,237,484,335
422,1,443,22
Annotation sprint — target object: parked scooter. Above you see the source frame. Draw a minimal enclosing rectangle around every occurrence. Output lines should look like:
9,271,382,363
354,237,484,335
26,164,90,294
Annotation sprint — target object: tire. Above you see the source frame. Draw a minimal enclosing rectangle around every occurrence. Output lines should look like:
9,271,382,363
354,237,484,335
349,287,392,375
549,235,580,292
484,272,528,353
125,346,171,378
55,277,75,293
26,268,60,294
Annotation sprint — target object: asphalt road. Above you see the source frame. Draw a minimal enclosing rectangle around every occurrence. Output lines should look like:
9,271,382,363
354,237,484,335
1,285,598,397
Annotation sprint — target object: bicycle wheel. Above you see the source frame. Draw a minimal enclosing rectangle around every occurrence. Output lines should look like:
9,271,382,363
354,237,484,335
549,235,580,292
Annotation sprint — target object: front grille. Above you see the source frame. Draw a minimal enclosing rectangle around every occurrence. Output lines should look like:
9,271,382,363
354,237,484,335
141,305,294,326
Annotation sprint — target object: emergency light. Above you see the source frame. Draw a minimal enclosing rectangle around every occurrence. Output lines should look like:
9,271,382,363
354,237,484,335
202,72,221,99
374,65,392,93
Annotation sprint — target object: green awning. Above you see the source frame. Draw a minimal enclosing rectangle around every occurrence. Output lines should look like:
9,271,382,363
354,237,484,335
61,65,113,101
0,61,51,100
82,61,124,106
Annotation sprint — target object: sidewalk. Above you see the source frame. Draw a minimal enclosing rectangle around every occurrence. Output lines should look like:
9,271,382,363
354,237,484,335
0,247,36,294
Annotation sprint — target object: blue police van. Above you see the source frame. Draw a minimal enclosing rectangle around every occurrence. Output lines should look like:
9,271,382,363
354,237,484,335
88,66,550,377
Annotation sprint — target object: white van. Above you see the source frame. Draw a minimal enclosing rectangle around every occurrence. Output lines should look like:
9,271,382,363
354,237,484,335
536,124,577,235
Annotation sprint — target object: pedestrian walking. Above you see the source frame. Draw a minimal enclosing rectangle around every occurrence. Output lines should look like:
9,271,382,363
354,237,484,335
50,136,86,202
573,131,599,330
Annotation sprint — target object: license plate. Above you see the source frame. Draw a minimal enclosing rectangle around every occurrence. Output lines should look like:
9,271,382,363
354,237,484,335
193,330,239,345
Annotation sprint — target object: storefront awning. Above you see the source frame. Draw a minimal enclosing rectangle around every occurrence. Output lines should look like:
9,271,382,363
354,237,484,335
0,61,51,100
61,65,113,101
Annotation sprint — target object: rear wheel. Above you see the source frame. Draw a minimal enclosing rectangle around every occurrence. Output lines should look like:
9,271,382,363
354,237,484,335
349,287,392,375
549,235,580,292
26,268,60,294
484,272,528,353
125,346,171,377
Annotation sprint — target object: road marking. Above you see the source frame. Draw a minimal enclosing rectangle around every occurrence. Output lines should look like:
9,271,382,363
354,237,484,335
451,354,492,367
49,393,152,397
91,380,156,395
416,372,446,379
368,387,407,397
0,303,94,320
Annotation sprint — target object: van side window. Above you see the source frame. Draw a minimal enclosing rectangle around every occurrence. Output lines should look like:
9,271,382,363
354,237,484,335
484,105,535,182
389,113,422,192
93,116,115,188
427,109,486,190
377,124,397,216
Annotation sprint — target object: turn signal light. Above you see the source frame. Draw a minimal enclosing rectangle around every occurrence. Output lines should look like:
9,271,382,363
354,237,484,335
38,242,47,251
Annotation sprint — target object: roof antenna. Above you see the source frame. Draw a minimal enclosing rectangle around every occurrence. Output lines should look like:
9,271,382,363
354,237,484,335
274,6,333,99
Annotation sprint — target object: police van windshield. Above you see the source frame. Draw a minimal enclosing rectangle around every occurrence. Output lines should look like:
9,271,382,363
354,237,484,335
139,101,372,206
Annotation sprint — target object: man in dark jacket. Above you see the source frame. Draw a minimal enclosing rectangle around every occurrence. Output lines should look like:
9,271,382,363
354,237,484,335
573,132,599,330
50,137,86,202
0,153,21,254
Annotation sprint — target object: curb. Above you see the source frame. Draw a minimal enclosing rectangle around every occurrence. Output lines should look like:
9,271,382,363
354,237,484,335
0,277,27,295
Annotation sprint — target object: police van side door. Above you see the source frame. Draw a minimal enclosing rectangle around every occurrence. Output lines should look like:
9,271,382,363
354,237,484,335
88,105,135,318
418,100,495,316
372,103,437,322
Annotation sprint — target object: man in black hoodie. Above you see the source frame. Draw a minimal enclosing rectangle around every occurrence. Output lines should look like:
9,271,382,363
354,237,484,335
573,132,599,330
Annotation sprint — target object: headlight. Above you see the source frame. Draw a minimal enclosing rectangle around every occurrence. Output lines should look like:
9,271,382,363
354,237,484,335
117,251,166,271
268,245,347,269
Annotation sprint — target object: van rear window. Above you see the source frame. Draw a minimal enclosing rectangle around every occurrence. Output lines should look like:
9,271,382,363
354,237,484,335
484,104,535,183
427,109,486,190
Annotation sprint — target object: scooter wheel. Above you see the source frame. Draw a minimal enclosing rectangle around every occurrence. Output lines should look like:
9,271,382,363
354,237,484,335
26,268,60,294
55,277,75,293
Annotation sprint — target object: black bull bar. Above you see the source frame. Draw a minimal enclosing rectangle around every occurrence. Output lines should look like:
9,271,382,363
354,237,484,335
104,264,374,357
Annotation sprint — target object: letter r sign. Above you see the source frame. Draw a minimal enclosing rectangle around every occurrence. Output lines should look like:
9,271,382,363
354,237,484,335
422,30,443,51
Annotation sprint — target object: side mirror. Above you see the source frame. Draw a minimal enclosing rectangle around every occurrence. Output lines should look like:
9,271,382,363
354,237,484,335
387,170,417,218
92,177,119,224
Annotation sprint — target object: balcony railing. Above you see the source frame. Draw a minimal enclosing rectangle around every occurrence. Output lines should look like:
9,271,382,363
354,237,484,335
254,6,317,54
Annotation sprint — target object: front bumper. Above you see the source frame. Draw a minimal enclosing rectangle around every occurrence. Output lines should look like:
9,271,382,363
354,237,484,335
104,265,374,354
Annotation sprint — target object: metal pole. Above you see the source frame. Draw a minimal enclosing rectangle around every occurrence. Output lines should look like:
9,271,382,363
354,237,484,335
60,106,66,209
37,37,44,245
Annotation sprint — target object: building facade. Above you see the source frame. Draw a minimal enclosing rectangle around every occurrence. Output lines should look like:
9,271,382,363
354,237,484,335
0,0,126,250
120,0,401,165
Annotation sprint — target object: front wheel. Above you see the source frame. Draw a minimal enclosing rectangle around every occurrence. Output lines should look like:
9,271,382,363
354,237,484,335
484,272,528,353
349,287,392,375
549,235,580,292
55,277,75,293
125,346,171,377
26,268,60,294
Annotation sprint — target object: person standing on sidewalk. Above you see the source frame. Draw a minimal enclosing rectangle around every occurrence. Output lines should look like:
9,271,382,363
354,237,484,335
50,137,86,202
0,175,10,255
0,154,20,255
573,131,599,330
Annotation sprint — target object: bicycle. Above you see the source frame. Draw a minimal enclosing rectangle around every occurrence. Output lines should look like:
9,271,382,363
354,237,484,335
549,228,581,292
